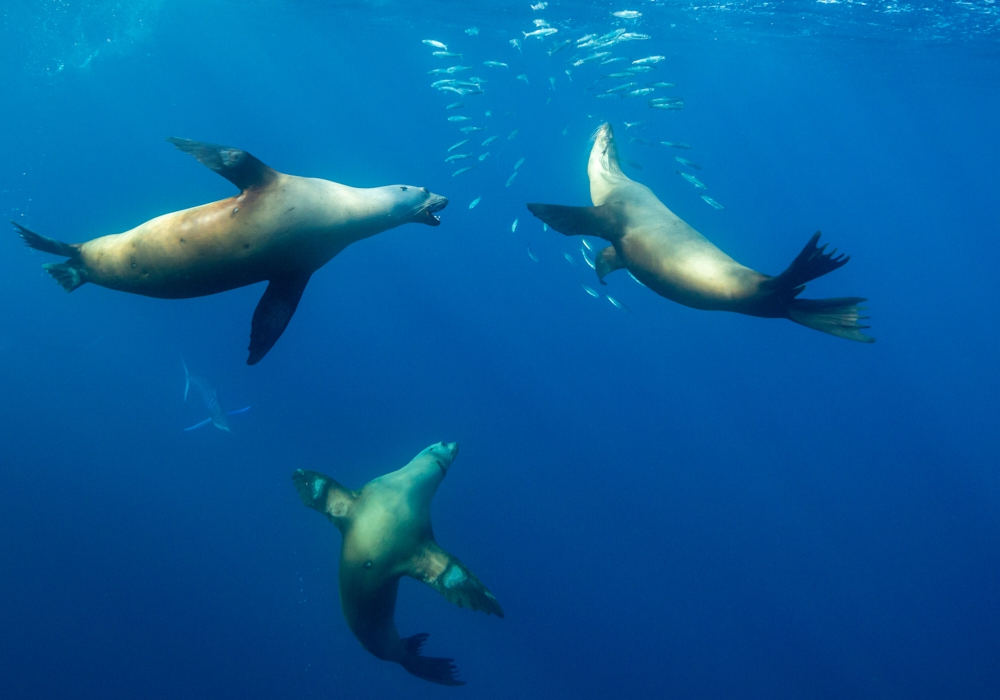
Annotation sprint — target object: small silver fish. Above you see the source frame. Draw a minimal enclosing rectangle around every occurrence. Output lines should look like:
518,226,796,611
446,102,465,110
661,141,691,149
605,82,637,93
527,245,539,262
650,102,683,110
469,196,481,209
581,282,599,298
448,115,471,122
581,250,596,269
506,171,518,187
508,129,519,140
563,252,576,266
627,65,655,73
596,93,622,100
445,153,470,162
431,79,456,88
448,139,470,152
523,27,558,39
581,239,593,252
482,135,499,146
620,32,650,41
627,270,647,287
438,86,464,95
632,55,665,65
549,76,556,89
612,10,641,19
484,60,508,68
511,218,518,233
510,38,522,52
677,171,707,189
422,39,448,50
548,39,571,56
602,71,633,78
478,152,490,161
675,156,702,170
600,57,629,65
452,166,473,177
460,126,486,132
531,2,548,10
647,81,676,88
433,51,463,58
565,69,573,81
514,157,525,170
606,295,631,312
543,223,548,231
701,195,724,210
517,74,529,84
624,120,646,129
465,27,479,36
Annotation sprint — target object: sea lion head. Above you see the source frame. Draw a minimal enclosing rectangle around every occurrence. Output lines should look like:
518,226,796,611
587,122,628,206
390,185,449,227
393,441,459,502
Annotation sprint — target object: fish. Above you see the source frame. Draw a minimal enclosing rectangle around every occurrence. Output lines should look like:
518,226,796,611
437,86,464,95
701,195,725,210
600,57,629,65
561,126,568,135
533,19,550,27
431,79,456,88
433,51,463,58
523,27,558,39
612,10,641,19
627,65,655,73
627,270,647,287
510,38,522,52
446,102,465,110
465,27,479,36
628,88,656,97
428,66,471,75
445,153,470,162
582,250,596,269
565,69,573,81
581,239,593,252
469,197,481,209
508,129,520,140
624,120,646,129
563,252,576,265
576,33,596,44
620,32,650,41
597,93,622,100
483,60,508,68
632,55,665,65
661,141,691,149
677,171,707,189
506,171,518,187
452,166,473,177
605,81,638,93
548,39,571,55
511,218,518,233
543,223,548,231
460,126,486,132
478,152,490,161
675,157,702,170
549,76,556,89
482,135,499,146
514,157,525,170
448,139,470,151
182,359,249,433
606,295,631,312
448,115,471,122
422,40,448,50
601,71,634,79
573,51,612,66
650,102,683,110
517,74,529,84
649,96,683,104
581,282,599,297
527,245,539,262
531,2,548,9
647,81,676,88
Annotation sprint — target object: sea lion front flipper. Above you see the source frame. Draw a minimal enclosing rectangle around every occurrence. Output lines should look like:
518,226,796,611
409,541,504,618
526,202,620,240
595,245,626,285
167,138,279,191
247,273,311,365
292,469,357,527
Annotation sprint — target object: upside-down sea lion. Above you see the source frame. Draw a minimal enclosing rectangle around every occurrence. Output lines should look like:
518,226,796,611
293,442,503,686
13,138,449,364
527,123,874,342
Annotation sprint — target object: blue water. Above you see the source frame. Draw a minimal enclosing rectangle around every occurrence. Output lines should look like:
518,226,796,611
2,1,999,698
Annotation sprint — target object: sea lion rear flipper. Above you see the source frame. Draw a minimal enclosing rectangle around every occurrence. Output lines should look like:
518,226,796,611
526,203,619,240
167,138,279,191
595,245,626,285
409,541,505,618
247,273,311,365
399,634,465,686
292,469,357,526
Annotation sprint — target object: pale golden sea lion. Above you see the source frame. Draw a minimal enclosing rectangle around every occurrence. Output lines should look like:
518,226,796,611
527,123,874,342
293,442,503,686
14,138,449,363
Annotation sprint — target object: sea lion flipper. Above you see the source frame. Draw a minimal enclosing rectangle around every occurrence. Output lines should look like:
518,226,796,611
526,203,618,240
292,469,357,525
167,137,279,191
399,634,465,686
595,245,626,284
247,273,311,365
409,542,505,618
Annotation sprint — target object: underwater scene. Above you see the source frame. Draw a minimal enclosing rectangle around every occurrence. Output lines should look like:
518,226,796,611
1,0,999,697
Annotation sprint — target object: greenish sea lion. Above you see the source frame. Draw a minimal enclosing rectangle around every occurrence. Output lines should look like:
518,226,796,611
527,123,874,342
293,442,503,686
13,138,449,364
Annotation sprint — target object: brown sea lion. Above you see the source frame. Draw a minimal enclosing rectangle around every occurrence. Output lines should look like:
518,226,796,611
293,442,503,686
527,123,874,342
13,138,449,363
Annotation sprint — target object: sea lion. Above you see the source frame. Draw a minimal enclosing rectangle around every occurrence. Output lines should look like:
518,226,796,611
293,442,503,686
527,123,874,342
13,138,449,364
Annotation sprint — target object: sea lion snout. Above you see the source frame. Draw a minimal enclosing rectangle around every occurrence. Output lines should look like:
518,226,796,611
418,194,448,226
426,441,458,472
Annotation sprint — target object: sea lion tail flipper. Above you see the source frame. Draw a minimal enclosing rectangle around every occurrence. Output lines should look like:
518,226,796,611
166,138,278,192
770,231,851,292
788,297,875,343
595,245,626,285
13,222,87,292
247,273,312,365
526,203,618,240
409,542,505,618
291,469,356,524
399,634,465,686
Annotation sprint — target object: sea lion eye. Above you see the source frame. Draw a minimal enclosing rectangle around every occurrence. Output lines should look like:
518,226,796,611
400,186,408,191
422,187,429,193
